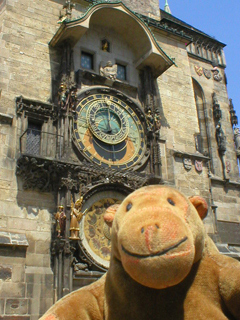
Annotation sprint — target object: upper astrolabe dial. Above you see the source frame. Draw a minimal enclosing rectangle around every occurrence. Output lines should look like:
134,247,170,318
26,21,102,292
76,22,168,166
74,92,146,170
87,97,129,145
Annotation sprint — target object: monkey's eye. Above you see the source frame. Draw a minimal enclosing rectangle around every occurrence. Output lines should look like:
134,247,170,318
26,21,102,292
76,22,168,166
126,202,132,211
167,198,175,206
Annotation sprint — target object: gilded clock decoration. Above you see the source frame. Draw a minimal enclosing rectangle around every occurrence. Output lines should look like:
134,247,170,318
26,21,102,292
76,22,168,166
74,92,146,169
81,198,122,268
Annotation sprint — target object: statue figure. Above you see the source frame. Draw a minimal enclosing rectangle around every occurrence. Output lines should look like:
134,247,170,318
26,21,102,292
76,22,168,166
146,109,154,133
101,40,110,52
212,93,222,121
234,127,240,151
212,92,218,106
100,61,117,80
72,257,88,274
69,196,86,240
216,122,226,155
154,113,161,130
58,83,67,110
55,205,66,238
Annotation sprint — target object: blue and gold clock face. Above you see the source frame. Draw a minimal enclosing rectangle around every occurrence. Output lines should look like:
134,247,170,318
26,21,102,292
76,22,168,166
74,93,146,169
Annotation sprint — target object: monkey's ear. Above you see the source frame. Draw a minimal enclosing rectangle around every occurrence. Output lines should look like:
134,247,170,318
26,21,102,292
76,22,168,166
189,196,208,220
104,204,120,227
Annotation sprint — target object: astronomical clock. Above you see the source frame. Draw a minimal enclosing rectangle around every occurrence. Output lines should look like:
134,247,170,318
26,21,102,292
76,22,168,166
72,87,148,274
73,88,146,170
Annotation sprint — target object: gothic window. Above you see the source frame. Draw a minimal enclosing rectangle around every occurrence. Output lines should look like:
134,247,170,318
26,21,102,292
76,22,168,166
116,63,126,81
192,79,208,154
81,51,94,70
26,121,42,156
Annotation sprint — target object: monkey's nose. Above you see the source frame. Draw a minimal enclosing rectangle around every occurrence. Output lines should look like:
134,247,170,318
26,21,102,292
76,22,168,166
142,225,160,252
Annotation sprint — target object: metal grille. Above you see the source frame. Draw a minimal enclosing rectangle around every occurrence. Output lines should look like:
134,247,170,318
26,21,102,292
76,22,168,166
26,124,41,156
20,127,64,160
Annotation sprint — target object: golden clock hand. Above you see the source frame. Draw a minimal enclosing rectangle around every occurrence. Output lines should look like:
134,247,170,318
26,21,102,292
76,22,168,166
112,144,116,162
107,107,112,133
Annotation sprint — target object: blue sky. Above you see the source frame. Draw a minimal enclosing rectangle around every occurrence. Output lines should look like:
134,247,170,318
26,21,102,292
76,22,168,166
160,1,240,124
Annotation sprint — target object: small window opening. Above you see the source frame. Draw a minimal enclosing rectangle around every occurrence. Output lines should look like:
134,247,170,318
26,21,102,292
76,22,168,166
117,64,126,81
81,51,94,70
26,121,42,155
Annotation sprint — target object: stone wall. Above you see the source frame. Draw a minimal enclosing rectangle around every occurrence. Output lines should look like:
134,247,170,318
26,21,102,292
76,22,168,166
0,0,62,113
153,28,240,238
0,1,62,318
121,0,160,19
189,57,239,181
0,0,240,318
156,35,199,154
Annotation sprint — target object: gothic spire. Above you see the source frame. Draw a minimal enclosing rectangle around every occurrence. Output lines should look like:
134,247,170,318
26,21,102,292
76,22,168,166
164,0,171,14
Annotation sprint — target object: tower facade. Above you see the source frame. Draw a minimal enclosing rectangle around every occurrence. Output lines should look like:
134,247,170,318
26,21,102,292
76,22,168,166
0,1,239,319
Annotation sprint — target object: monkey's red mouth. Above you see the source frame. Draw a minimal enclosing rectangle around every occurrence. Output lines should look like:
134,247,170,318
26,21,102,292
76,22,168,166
121,236,188,259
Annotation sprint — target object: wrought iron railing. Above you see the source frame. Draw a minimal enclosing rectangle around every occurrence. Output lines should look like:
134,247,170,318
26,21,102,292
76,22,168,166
19,129,64,160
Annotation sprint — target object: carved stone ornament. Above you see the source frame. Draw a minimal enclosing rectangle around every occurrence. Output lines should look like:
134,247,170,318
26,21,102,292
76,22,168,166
183,158,192,171
16,96,57,120
234,127,240,153
100,61,117,80
203,68,211,79
216,122,227,155
16,156,148,192
195,66,203,76
212,67,223,82
195,160,203,172
225,160,231,174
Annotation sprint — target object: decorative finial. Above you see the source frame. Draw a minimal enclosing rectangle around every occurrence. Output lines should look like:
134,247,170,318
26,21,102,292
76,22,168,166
63,0,75,20
164,0,171,14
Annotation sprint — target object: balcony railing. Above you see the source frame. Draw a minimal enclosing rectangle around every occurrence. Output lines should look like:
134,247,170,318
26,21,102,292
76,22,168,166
19,129,64,160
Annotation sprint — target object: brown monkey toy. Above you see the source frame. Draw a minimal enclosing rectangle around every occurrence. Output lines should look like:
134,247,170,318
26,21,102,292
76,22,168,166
40,185,240,320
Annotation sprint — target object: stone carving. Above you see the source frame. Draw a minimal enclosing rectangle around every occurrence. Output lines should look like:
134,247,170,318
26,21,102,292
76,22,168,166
234,127,240,153
61,172,79,191
229,99,238,127
72,257,88,274
183,158,192,171
212,92,218,105
16,156,148,192
216,122,227,155
59,0,75,22
16,96,57,120
203,68,211,79
55,205,66,238
100,61,117,80
212,93,222,121
212,67,222,82
225,160,231,174
194,66,203,76
195,160,203,173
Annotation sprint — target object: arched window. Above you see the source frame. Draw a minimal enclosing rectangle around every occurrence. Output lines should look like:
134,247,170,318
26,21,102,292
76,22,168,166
192,78,208,154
